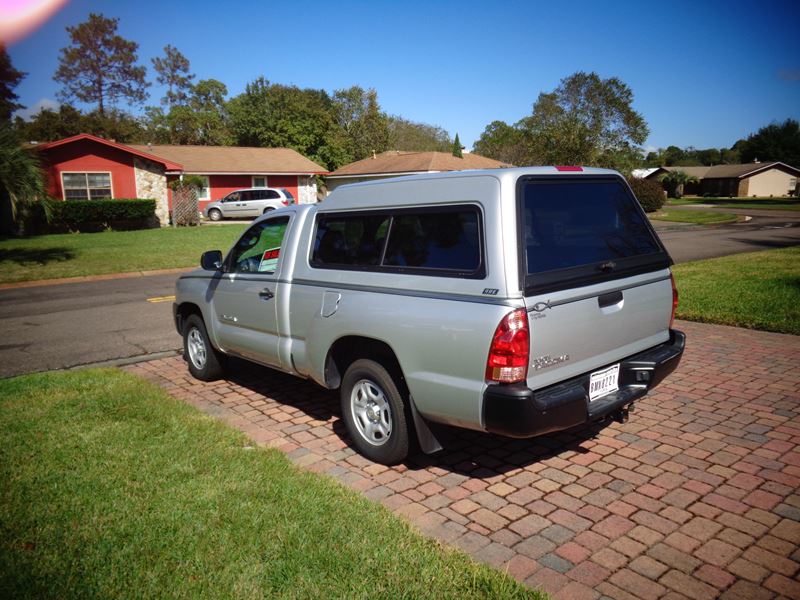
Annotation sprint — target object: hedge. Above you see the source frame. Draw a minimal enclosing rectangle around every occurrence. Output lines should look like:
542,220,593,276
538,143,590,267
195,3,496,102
627,177,666,213
18,199,157,234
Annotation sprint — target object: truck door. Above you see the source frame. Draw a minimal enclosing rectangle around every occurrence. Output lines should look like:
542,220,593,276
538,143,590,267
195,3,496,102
210,214,291,367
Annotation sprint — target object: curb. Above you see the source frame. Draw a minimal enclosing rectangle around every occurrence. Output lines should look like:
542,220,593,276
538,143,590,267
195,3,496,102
66,349,183,371
0,267,189,291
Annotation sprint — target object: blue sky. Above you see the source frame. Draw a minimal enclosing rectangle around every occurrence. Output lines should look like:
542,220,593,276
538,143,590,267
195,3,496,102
7,0,800,152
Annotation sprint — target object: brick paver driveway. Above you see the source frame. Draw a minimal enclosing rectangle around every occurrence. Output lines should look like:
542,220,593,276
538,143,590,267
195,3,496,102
125,320,800,599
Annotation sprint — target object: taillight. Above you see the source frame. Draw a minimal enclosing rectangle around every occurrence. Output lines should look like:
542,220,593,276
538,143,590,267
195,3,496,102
555,165,583,172
486,308,529,383
281,199,289,206
670,273,679,329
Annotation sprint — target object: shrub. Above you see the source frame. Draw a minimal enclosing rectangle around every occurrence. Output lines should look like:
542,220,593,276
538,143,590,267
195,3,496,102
19,199,157,234
627,177,666,212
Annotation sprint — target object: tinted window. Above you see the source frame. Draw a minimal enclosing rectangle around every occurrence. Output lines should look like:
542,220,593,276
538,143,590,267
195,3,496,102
281,188,294,202
312,215,389,266
522,179,661,275
240,191,257,202
266,189,281,200
384,210,480,272
228,217,289,274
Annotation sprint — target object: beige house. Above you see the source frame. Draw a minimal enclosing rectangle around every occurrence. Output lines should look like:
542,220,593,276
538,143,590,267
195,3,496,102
646,162,799,197
325,150,511,194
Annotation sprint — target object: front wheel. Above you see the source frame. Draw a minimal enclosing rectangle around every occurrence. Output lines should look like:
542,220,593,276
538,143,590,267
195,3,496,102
208,208,223,221
183,314,225,381
340,359,409,465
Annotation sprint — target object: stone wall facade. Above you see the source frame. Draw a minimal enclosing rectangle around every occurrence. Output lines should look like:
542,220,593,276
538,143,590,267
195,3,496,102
297,175,319,204
134,157,169,226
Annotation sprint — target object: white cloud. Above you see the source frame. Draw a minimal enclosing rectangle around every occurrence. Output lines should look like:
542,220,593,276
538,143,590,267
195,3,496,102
15,98,60,120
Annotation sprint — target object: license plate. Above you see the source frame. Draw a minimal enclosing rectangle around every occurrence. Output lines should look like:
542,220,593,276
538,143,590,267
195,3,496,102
589,363,620,401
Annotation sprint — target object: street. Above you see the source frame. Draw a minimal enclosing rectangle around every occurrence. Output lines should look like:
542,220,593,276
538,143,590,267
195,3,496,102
1,212,798,379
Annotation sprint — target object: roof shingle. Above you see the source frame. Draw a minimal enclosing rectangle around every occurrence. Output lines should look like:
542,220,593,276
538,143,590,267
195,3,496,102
327,150,510,177
127,144,327,174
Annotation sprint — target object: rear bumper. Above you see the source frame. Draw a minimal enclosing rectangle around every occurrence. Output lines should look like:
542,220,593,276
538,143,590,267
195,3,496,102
483,329,685,438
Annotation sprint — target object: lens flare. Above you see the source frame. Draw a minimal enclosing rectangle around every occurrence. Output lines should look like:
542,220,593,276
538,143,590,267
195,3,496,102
0,0,68,45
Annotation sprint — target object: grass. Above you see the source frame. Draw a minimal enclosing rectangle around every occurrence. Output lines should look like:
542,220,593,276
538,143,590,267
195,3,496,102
650,208,737,225
0,225,245,284
0,369,542,600
667,197,800,211
673,247,800,335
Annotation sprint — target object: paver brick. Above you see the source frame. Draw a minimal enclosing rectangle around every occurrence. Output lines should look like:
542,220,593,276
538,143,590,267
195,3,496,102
129,320,800,597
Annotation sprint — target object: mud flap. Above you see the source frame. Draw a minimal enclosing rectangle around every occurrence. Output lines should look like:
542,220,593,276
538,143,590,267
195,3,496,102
409,395,443,455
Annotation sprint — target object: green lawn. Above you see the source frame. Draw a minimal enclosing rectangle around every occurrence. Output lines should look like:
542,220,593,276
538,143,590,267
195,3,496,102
667,197,800,211
0,225,244,284
650,208,737,225
0,369,541,600
673,247,800,335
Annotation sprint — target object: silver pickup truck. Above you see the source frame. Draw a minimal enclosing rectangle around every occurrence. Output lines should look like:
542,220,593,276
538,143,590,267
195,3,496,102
174,167,685,465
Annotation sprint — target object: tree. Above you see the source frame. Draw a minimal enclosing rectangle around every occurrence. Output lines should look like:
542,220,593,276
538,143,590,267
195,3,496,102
738,119,800,167
518,72,649,169
228,77,345,168
452,133,463,158
0,128,45,232
659,170,698,198
152,44,194,108
0,43,25,122
473,121,525,164
332,86,389,162
14,104,144,143
386,116,451,152
54,13,149,115
143,79,231,145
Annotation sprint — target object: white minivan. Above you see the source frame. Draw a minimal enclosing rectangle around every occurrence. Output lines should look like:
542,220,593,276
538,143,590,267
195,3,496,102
203,187,295,221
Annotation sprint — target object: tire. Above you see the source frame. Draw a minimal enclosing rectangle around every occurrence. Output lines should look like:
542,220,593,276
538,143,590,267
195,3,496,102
262,207,275,214
340,359,409,465
183,314,226,381
208,208,223,221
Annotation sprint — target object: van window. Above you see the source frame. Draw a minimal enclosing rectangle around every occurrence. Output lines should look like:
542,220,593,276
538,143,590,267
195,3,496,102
312,215,389,266
383,210,480,271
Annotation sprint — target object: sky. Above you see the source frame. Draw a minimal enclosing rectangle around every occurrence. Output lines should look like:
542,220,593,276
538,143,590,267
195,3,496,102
5,0,800,153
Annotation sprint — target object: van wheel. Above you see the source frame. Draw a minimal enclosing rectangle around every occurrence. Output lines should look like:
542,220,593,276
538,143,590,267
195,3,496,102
183,314,225,381
263,207,274,214
341,359,409,465
208,208,222,221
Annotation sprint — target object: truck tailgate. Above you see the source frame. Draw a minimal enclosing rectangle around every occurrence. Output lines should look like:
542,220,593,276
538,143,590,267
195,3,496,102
524,270,673,391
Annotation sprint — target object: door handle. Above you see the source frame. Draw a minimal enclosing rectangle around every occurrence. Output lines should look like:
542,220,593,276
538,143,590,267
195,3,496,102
258,288,274,300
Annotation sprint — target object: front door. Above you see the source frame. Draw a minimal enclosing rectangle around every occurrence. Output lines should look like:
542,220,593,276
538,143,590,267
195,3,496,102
211,215,291,367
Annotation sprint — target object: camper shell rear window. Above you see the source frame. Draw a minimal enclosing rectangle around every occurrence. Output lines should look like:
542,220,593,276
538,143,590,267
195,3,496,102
518,175,671,294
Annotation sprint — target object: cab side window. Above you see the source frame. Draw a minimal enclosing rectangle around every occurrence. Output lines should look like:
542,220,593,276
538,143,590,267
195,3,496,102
228,217,290,274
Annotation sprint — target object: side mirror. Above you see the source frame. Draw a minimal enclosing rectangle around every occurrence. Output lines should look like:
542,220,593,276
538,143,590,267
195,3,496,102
200,250,223,271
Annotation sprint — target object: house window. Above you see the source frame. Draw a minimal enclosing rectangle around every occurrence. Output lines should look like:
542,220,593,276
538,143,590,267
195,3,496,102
196,176,210,200
62,172,112,200
252,176,267,188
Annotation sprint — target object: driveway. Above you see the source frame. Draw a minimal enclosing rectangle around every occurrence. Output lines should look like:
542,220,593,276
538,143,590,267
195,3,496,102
125,319,800,599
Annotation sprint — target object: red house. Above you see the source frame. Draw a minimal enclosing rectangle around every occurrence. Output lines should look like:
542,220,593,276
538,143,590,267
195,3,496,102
34,134,328,225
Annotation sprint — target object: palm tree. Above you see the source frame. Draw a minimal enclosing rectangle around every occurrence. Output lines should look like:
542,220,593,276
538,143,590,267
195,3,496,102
659,170,699,199
0,127,46,232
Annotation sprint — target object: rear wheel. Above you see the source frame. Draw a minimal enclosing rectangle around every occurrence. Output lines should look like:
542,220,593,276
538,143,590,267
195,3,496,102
183,314,225,381
340,359,409,465
208,208,223,221
262,207,275,215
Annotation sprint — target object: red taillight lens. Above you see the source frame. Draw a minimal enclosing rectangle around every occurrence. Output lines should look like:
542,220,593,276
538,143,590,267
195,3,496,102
555,165,583,171
670,273,679,329
486,308,529,383
281,199,289,206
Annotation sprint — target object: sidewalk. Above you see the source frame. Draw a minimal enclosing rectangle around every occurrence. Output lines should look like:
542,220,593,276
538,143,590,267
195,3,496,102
126,319,800,599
